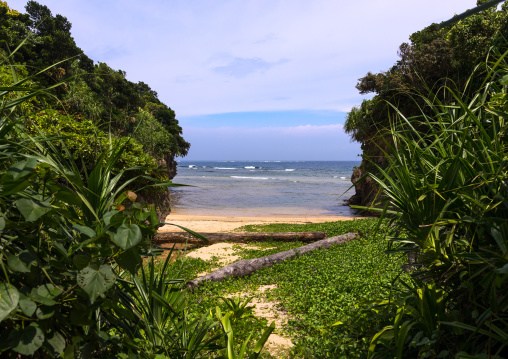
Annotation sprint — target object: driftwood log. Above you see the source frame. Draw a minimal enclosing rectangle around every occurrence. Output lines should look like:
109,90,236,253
154,231,327,245
186,232,358,288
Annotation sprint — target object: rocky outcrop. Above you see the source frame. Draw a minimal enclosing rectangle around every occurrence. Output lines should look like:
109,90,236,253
348,138,389,211
140,153,178,222
137,188,172,223
348,166,378,208
159,153,178,180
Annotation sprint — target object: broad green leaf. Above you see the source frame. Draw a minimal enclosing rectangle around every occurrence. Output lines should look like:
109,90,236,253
77,264,115,303
109,211,127,229
1,159,36,195
73,224,96,238
36,305,55,319
0,283,19,322
9,324,44,355
15,198,52,222
73,254,90,270
19,296,37,317
46,331,66,357
3,159,37,180
7,251,36,273
0,215,4,231
7,255,30,273
63,343,76,359
37,284,63,300
2,179,30,196
134,210,150,222
29,287,56,306
113,223,142,250
103,210,118,226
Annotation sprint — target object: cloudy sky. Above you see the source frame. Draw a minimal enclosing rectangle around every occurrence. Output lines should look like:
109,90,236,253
9,0,478,160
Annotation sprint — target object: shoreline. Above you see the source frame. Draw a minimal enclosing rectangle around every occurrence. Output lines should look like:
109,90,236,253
159,213,369,233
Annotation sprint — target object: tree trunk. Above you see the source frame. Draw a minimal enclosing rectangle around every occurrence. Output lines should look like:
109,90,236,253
186,232,358,288
154,231,327,245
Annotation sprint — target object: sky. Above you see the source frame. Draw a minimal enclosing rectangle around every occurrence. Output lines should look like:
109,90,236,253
8,0,479,160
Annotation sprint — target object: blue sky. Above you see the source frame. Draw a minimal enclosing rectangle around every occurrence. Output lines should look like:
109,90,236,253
9,0,479,160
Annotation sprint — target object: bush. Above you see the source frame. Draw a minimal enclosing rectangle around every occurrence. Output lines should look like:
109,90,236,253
363,52,508,358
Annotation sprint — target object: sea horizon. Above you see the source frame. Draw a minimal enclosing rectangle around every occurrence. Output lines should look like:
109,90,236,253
170,160,360,217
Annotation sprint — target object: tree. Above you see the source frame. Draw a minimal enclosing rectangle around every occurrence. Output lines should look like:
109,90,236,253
346,0,508,207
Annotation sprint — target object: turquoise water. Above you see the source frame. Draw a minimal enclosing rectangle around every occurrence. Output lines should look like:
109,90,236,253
170,161,360,217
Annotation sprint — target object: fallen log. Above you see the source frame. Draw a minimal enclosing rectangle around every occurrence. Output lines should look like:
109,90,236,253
154,231,327,244
186,232,358,288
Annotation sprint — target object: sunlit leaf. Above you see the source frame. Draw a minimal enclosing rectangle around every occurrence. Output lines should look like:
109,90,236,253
77,264,115,303
72,224,96,238
15,198,52,222
9,324,44,355
19,296,37,317
46,331,66,357
112,223,142,250
0,283,19,322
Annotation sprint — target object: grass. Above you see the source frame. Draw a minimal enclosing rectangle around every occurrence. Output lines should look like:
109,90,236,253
153,218,407,358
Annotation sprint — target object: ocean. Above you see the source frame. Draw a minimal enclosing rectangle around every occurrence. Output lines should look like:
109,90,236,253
170,161,361,217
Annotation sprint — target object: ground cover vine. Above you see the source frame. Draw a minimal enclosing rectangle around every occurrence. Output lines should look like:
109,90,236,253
156,219,407,358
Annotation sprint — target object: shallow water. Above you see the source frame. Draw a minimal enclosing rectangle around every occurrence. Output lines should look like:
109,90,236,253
170,161,360,217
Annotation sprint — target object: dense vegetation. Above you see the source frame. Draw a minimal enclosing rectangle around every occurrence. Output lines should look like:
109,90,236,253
0,30,279,357
345,0,508,208
344,1,508,357
156,219,406,358
3,0,507,357
0,0,189,187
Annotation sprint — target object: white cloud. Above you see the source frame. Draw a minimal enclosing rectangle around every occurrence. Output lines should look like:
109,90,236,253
212,57,289,78
7,0,478,117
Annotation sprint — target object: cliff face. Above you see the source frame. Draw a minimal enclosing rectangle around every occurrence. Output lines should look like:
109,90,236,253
348,139,387,210
159,153,178,180
137,189,172,223
348,166,378,207
138,154,179,223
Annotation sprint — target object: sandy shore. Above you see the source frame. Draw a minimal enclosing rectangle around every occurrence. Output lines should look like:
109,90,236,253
158,213,366,233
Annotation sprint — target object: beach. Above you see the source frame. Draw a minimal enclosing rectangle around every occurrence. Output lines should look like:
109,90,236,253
159,213,365,233
170,160,361,218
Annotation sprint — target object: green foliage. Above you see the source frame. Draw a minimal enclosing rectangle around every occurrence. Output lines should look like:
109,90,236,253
0,50,272,358
168,219,407,358
347,2,508,191
117,254,223,358
132,108,179,159
360,52,508,357
215,306,275,359
236,218,376,237
0,0,190,174
0,107,164,356
220,295,256,321
367,280,453,359
344,99,378,144
22,107,169,191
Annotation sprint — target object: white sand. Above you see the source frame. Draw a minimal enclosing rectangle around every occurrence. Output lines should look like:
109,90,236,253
159,213,364,233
